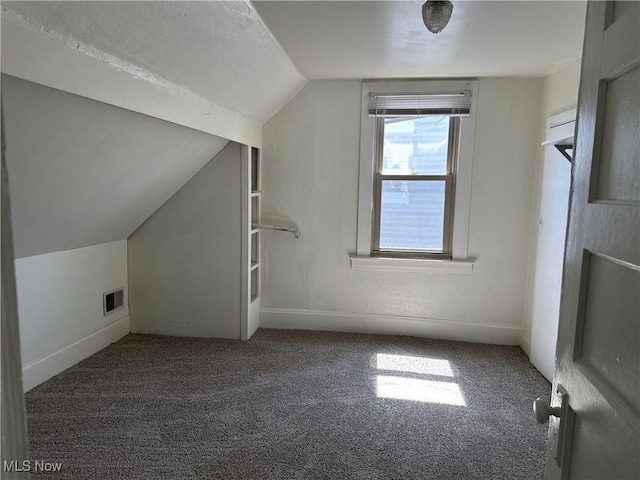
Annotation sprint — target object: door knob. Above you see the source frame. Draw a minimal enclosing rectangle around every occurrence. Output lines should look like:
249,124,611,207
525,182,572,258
533,398,561,424
533,386,570,468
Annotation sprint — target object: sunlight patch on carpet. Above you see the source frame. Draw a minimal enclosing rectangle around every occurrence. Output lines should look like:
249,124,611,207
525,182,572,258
374,354,465,405
376,375,466,406
376,353,454,377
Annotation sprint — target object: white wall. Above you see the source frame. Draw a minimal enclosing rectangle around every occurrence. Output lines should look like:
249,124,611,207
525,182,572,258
3,75,229,259
15,241,129,391
128,142,242,339
260,78,541,344
536,62,582,122
522,61,581,356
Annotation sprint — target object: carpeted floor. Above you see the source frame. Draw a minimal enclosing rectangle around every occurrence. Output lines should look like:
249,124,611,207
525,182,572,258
25,329,551,479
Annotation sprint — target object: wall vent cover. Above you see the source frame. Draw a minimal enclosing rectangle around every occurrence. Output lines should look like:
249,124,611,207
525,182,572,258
103,288,124,316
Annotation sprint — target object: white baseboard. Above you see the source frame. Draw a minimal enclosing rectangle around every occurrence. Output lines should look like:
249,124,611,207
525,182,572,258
260,308,522,345
22,316,130,392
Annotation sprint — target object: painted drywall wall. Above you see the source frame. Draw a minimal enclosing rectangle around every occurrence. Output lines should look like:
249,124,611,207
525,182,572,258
15,241,129,391
129,142,242,339
537,62,582,120
2,75,228,259
522,61,581,358
260,79,541,344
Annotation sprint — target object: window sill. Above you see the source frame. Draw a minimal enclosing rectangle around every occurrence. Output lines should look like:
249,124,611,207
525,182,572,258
349,253,474,275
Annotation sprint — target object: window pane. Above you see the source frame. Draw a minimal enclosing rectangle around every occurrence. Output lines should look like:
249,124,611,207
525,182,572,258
379,180,445,251
382,116,449,175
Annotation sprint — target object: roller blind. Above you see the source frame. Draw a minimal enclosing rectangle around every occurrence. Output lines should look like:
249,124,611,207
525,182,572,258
368,91,472,117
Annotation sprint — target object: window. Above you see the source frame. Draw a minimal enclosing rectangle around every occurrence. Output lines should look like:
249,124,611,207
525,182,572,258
373,115,459,257
355,80,477,266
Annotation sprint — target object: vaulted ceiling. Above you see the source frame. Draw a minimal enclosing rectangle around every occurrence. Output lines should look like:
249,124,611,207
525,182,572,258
1,1,586,259
2,1,307,258
3,1,306,123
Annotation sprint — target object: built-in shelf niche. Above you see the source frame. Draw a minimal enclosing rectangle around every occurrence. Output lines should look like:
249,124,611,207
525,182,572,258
249,146,260,305
251,147,260,193
251,196,259,224
251,230,259,267
250,266,259,302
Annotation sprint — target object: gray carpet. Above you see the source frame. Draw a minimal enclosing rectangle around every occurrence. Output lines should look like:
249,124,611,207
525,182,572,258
25,329,551,479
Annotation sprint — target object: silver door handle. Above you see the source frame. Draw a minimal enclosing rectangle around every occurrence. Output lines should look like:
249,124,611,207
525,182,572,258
533,385,571,468
533,398,562,424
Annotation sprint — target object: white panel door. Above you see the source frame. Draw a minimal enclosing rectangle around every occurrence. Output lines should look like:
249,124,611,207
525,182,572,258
543,1,639,478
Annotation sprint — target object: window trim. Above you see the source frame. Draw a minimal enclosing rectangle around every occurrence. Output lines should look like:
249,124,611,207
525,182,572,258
356,79,478,261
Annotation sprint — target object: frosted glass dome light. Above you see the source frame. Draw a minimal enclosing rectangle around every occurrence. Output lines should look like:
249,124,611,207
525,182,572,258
422,0,454,34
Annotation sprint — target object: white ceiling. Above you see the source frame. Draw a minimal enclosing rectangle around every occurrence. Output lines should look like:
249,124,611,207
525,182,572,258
2,1,306,122
3,1,586,121
253,0,587,79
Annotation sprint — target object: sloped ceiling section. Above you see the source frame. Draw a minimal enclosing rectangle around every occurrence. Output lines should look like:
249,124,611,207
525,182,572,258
2,1,306,127
3,75,229,259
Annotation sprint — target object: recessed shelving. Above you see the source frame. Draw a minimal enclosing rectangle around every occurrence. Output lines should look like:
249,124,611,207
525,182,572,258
251,147,260,193
251,196,259,224
249,147,261,307
250,267,259,302
251,230,259,266
242,145,262,338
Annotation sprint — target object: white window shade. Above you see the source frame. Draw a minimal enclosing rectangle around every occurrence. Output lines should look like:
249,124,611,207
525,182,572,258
368,91,472,117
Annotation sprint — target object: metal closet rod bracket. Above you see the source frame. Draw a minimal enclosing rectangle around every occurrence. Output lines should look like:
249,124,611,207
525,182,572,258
253,223,301,239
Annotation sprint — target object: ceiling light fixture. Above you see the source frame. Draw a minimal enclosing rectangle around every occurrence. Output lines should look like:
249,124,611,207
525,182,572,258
422,0,454,34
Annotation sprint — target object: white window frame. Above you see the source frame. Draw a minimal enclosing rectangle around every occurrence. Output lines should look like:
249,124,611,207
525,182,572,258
355,79,478,269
